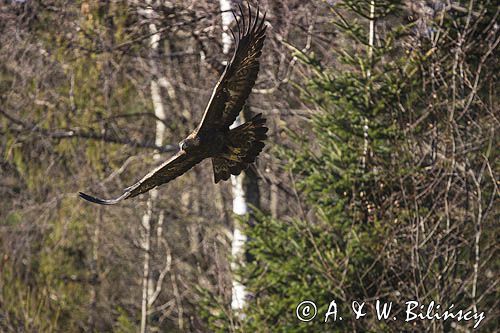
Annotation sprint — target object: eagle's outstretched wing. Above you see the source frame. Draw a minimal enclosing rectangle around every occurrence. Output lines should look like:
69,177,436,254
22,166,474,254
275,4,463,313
79,150,203,205
196,5,267,134
80,6,267,205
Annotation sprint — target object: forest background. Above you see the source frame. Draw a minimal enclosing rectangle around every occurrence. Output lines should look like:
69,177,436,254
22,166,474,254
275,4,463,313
0,0,498,332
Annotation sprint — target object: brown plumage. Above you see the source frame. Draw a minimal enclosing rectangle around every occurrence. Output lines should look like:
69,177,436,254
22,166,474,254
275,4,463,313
212,113,267,183
79,5,268,205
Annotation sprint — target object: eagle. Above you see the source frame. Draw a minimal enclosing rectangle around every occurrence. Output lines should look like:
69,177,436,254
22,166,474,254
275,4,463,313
79,6,268,205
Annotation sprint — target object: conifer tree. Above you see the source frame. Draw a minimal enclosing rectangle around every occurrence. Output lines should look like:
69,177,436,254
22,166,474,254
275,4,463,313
204,0,498,331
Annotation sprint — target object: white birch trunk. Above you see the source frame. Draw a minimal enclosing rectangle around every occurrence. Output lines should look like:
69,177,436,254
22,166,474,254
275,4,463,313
230,173,248,311
219,0,248,311
140,2,167,332
362,0,375,171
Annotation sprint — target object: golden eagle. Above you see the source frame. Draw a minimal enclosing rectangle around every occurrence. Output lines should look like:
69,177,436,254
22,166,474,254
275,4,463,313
79,6,268,205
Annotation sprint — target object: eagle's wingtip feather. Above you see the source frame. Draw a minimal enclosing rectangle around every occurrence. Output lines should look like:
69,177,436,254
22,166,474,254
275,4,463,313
79,191,119,205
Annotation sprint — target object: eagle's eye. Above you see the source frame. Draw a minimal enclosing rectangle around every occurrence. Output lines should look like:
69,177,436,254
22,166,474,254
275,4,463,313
179,140,187,151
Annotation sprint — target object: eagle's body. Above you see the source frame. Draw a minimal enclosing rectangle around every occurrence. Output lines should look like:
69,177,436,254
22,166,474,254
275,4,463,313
182,129,225,157
79,5,268,205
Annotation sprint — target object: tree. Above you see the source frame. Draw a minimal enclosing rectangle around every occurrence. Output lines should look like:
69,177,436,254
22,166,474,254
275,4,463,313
204,0,498,331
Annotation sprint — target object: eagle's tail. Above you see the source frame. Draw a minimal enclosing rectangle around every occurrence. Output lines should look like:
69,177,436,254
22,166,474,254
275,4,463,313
212,113,268,183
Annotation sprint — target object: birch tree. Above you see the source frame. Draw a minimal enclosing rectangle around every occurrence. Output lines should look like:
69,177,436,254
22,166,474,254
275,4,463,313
140,1,168,332
218,0,250,312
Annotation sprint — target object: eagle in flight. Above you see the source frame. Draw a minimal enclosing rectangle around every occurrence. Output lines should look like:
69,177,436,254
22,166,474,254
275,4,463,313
79,6,268,205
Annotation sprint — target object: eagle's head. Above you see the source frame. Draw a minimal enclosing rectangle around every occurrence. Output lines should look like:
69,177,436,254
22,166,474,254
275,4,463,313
179,137,200,152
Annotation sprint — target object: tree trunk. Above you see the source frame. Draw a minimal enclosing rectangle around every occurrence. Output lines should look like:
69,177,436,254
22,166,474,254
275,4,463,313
140,2,167,332
362,0,375,171
218,0,262,312
218,0,249,311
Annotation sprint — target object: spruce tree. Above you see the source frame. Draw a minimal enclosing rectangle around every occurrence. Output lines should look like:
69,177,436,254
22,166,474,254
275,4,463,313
205,0,498,331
